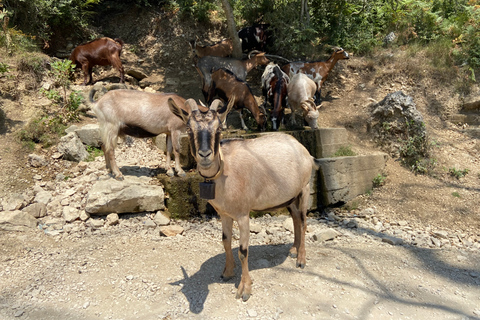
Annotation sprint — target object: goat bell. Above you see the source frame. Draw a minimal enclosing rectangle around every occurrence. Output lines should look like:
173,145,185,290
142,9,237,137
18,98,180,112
199,181,215,199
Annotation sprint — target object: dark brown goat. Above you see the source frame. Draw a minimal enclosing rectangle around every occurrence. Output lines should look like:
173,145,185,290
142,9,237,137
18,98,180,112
261,63,290,131
70,37,125,85
189,38,233,58
196,52,270,102
207,68,266,131
281,48,349,104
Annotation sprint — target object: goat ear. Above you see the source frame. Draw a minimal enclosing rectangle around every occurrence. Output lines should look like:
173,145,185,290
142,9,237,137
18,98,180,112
168,98,189,124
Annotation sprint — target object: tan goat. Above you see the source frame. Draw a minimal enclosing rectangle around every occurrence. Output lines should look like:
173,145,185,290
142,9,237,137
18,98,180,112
168,97,320,301
287,73,321,129
89,88,193,179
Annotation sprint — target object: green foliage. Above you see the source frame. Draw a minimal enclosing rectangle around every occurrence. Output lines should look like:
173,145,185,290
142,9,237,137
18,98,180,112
452,191,461,198
372,173,386,187
18,115,67,148
85,145,103,162
448,167,469,179
333,145,356,157
0,62,9,75
5,0,102,45
177,0,219,23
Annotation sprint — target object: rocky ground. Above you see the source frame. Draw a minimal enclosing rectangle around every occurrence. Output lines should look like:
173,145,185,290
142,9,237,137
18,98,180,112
1,9,480,320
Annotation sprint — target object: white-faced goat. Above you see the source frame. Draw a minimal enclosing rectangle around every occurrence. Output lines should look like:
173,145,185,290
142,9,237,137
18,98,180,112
196,52,270,101
282,47,349,104
89,88,194,179
168,97,320,302
261,63,290,130
287,73,321,129
207,68,266,131
189,38,233,58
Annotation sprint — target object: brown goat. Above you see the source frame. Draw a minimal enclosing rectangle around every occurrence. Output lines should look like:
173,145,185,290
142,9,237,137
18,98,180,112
281,48,349,104
70,37,125,85
89,88,194,179
189,38,233,58
168,97,320,301
196,52,270,102
207,68,266,131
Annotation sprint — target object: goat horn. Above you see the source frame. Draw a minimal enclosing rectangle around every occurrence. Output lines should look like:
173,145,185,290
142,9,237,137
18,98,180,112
248,50,262,59
210,99,223,112
264,54,291,63
185,98,198,112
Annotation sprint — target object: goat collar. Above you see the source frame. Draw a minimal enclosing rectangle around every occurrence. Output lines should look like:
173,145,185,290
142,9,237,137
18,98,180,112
200,149,224,181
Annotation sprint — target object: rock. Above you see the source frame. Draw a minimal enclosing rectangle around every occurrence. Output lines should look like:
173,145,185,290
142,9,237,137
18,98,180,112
382,235,403,246
2,193,26,211
143,219,156,229
28,154,48,167
0,210,38,231
57,132,89,162
432,230,449,239
106,213,119,226
63,206,80,223
160,225,184,237
153,211,170,226
80,211,90,221
34,191,53,205
85,177,165,215
87,218,105,229
126,68,148,80
282,217,294,232
313,228,340,242
73,124,101,148
250,222,262,234
22,202,47,218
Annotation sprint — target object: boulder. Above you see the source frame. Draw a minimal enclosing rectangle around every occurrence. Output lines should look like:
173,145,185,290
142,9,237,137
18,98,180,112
0,210,38,231
85,176,165,215
28,154,48,167
57,132,89,162
74,124,101,148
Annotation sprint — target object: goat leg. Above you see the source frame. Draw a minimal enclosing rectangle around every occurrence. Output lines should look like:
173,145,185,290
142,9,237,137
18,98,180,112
104,147,124,180
220,215,235,280
238,110,249,131
170,131,186,177
165,135,175,177
236,215,252,301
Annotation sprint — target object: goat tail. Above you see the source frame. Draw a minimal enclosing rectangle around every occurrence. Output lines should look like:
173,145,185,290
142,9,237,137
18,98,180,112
313,158,322,171
88,87,99,104
114,38,124,47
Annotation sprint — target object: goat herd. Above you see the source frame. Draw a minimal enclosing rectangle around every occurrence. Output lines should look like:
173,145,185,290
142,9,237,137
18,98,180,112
70,24,349,302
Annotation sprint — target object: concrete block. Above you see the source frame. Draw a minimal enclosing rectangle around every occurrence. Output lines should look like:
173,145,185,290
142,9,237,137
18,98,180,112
153,133,196,170
315,153,387,206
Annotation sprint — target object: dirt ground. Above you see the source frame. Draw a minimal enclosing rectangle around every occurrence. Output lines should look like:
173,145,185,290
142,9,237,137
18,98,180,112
1,10,480,320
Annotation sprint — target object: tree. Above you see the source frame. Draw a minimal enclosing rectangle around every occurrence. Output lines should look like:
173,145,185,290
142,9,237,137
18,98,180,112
220,0,242,59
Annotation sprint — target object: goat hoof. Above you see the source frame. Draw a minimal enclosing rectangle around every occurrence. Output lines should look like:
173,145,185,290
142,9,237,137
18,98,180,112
221,274,234,281
296,261,306,269
177,171,186,177
166,170,174,177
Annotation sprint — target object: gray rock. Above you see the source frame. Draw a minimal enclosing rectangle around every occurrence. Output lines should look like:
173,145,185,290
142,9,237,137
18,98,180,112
28,153,48,167
85,176,165,215
2,193,26,211
0,210,38,231
74,124,101,148
57,132,89,162
382,235,403,246
153,211,170,226
432,230,449,239
106,213,119,226
88,218,105,229
250,222,262,234
35,191,53,205
22,202,47,218
126,69,148,80
143,219,156,229
313,228,340,242
282,217,294,232
63,206,80,223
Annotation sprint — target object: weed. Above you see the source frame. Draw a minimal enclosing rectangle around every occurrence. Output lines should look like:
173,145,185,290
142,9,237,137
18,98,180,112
452,191,461,198
372,174,386,187
0,61,9,75
449,167,469,179
85,146,103,162
333,145,356,157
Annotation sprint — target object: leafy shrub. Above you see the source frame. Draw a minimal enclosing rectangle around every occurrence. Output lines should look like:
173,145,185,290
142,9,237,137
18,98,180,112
372,174,386,187
448,167,469,179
